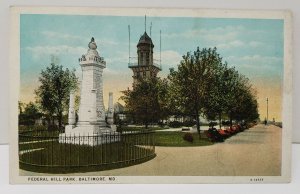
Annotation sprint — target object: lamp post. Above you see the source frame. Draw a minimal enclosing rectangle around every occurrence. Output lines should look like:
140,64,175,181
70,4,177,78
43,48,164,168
266,97,269,125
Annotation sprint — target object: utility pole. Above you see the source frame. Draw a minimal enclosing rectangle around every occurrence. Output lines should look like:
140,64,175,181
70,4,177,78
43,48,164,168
266,97,269,125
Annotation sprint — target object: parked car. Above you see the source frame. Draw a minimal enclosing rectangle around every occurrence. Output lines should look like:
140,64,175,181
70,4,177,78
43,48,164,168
206,127,224,142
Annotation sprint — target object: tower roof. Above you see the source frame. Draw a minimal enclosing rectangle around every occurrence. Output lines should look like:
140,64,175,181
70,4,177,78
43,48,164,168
137,32,154,47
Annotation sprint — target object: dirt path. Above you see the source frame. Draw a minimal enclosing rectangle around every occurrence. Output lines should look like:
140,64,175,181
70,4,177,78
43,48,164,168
20,124,281,176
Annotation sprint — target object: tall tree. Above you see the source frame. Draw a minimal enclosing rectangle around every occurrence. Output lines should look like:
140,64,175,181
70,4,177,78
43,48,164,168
203,62,228,129
219,67,259,126
230,79,259,123
168,47,222,138
35,63,78,130
220,67,240,126
120,77,169,129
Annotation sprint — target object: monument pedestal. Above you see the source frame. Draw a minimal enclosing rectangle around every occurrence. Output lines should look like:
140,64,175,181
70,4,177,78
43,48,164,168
59,125,120,146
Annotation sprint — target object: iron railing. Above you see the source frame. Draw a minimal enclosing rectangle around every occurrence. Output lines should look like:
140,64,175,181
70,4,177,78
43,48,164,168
19,130,155,172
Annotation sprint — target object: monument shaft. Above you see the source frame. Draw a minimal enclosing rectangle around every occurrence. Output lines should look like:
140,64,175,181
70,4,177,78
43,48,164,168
77,38,106,127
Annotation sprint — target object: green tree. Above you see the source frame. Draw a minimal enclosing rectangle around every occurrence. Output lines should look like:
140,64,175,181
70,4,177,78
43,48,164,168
168,47,222,138
19,102,42,126
18,101,24,114
35,63,78,130
120,77,169,128
220,66,240,126
218,67,259,126
203,62,228,129
230,78,259,123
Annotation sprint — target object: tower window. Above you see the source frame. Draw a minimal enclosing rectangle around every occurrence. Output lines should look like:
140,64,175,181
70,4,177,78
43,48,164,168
139,53,144,65
146,53,150,65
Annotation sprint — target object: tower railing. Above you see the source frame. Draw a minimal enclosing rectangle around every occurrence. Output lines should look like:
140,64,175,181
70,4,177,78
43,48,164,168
128,58,162,70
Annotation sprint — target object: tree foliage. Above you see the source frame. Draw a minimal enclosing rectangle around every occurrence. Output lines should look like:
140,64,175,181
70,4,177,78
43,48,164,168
168,47,259,136
19,102,42,126
168,47,223,137
35,63,78,130
120,77,169,128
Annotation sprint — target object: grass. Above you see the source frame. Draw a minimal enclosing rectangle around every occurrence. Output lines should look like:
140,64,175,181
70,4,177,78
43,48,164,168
154,131,213,147
118,126,166,131
19,137,155,173
118,126,213,147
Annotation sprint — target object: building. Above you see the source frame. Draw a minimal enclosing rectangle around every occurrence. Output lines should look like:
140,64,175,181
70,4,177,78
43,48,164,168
128,30,161,85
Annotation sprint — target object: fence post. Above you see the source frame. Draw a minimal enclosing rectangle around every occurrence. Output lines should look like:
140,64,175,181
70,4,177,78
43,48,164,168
51,133,53,166
40,131,42,164
78,133,81,167
64,133,66,167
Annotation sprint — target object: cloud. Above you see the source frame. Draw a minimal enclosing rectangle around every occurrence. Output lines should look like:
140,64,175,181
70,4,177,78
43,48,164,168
249,41,264,48
216,40,245,49
41,31,119,47
165,25,244,43
224,55,283,70
105,51,129,64
104,67,122,75
98,39,119,46
23,45,86,60
41,31,83,41
154,50,182,68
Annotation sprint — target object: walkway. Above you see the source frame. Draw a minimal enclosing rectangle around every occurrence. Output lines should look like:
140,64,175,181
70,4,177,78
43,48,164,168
20,124,281,176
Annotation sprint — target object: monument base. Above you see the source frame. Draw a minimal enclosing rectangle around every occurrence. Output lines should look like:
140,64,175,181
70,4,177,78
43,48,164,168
59,125,120,146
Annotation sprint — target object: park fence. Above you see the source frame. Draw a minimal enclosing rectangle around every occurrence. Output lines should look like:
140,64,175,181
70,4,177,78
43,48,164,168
19,130,156,173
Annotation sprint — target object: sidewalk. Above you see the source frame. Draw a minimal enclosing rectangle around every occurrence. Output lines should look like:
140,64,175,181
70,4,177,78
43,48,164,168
20,124,281,176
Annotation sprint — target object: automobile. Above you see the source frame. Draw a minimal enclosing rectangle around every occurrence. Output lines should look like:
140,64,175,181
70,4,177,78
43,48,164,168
225,127,236,135
206,127,224,142
218,129,230,138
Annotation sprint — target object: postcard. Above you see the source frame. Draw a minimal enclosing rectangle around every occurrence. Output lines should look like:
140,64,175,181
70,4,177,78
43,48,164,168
9,7,292,184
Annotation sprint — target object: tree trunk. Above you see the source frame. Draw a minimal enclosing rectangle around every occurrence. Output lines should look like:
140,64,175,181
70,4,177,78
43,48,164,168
58,112,63,132
145,121,148,129
195,109,201,139
219,112,222,129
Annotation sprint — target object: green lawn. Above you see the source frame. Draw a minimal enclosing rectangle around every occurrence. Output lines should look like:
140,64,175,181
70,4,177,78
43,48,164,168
19,136,155,173
154,131,213,147
118,126,167,131
118,127,213,147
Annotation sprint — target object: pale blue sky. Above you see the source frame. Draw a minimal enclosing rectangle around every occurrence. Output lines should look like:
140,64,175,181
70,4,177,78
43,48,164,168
20,14,284,121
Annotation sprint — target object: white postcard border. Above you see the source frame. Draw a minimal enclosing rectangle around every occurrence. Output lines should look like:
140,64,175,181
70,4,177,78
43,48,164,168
9,6,293,184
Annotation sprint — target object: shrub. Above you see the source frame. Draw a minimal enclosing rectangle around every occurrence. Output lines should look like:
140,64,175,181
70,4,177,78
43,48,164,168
182,120,196,127
222,120,231,126
168,121,183,128
209,121,218,127
183,133,194,143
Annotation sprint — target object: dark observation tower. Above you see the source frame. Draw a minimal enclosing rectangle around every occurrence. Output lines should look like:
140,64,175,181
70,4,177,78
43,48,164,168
128,17,162,86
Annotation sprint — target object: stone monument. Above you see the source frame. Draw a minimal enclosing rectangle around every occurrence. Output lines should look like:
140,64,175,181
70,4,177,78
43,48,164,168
59,37,119,145
107,92,116,131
